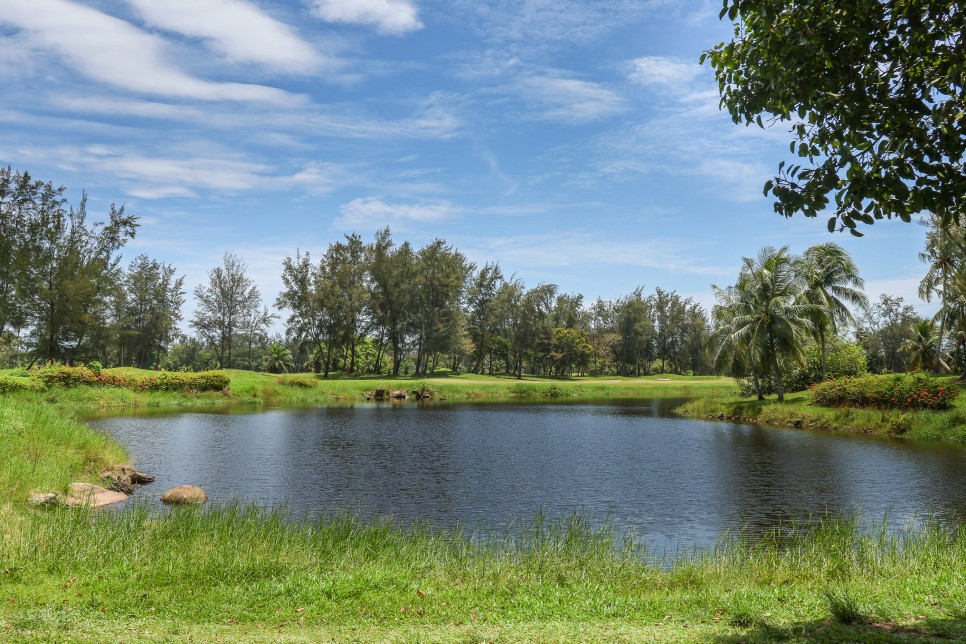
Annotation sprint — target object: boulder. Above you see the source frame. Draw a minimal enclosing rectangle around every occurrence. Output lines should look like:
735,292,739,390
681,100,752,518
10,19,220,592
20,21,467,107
101,465,155,494
390,390,408,400
28,492,58,507
62,483,129,508
161,485,208,505
373,388,388,400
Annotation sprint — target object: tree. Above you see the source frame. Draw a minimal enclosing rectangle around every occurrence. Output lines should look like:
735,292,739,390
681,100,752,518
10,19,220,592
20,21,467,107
118,254,185,368
368,229,417,376
264,342,295,374
706,1,966,232
18,191,137,363
799,243,868,380
919,215,965,372
857,294,918,372
467,262,504,373
712,246,815,401
191,253,263,368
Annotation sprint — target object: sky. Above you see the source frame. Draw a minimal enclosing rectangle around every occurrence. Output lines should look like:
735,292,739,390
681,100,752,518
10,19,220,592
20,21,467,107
0,0,934,325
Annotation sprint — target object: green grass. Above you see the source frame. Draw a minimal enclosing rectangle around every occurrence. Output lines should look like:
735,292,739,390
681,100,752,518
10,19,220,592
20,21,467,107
676,376,966,444
2,368,736,416
3,501,966,642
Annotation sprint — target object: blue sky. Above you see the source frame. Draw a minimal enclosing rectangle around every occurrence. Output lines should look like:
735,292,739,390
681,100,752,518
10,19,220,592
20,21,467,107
0,0,932,321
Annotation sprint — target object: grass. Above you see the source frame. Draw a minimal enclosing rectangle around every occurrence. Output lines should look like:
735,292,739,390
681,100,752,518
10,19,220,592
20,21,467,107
676,376,966,444
3,499,966,642
0,367,736,416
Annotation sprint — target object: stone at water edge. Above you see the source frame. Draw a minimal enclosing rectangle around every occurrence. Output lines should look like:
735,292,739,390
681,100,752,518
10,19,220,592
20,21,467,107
101,464,155,494
161,485,208,505
62,482,129,508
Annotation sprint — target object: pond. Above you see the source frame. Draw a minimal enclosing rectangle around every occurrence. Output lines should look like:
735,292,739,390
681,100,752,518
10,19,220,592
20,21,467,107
90,399,966,548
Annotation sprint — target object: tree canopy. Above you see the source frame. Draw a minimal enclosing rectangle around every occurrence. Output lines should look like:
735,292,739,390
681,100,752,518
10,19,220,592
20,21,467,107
706,0,965,233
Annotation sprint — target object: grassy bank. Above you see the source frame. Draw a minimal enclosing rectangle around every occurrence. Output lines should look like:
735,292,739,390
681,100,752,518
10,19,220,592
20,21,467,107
676,378,966,444
1,367,735,415
4,495,966,642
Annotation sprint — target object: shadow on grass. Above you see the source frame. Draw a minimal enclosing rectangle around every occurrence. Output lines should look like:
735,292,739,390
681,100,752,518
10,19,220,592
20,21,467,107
713,614,966,643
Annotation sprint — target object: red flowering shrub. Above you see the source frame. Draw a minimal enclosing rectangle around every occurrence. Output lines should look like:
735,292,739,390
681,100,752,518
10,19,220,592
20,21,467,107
810,373,958,410
31,365,229,393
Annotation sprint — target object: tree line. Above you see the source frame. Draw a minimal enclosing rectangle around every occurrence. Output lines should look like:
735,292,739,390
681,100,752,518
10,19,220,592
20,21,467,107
1,166,952,387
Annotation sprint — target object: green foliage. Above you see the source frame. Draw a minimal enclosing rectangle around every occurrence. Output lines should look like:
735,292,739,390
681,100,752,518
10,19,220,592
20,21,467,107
0,376,39,395
31,365,229,393
739,337,867,395
707,1,966,232
810,373,958,410
276,375,317,388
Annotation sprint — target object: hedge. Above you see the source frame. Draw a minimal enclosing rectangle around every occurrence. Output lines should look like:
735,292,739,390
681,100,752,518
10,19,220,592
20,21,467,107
810,373,958,411
31,366,230,393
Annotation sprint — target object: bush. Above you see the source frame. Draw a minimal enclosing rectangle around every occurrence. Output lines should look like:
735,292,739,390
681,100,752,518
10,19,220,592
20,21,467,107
277,376,317,388
0,376,39,395
31,365,229,393
737,338,867,397
810,373,958,411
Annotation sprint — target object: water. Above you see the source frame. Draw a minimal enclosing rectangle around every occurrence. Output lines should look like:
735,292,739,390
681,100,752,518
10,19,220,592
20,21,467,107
90,399,966,548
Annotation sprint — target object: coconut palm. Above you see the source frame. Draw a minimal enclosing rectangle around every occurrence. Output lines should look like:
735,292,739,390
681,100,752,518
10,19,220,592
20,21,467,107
919,216,964,373
265,342,294,374
713,246,816,402
799,243,868,380
903,319,947,372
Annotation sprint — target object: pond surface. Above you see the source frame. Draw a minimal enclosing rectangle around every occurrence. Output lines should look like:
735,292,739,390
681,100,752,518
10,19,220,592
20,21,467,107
90,400,966,548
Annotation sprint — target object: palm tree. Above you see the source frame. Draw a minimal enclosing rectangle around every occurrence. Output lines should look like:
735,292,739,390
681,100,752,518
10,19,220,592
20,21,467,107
265,343,294,374
903,319,947,372
799,243,868,380
711,282,765,399
919,216,964,373
713,246,815,402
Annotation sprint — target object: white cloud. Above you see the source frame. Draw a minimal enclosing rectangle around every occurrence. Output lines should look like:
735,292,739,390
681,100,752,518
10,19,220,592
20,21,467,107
628,56,703,88
127,0,327,73
19,144,358,200
335,196,456,229
0,0,298,103
471,231,722,275
309,0,422,35
516,74,627,124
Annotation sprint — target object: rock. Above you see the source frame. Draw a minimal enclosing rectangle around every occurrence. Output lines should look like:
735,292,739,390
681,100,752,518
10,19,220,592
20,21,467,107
62,483,129,508
373,388,388,400
792,418,805,428
161,485,208,505
28,492,58,507
715,412,725,419
390,390,408,400
101,465,155,485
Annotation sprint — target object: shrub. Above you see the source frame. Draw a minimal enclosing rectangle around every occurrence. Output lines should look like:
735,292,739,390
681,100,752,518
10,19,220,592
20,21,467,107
277,376,317,388
87,360,103,374
0,376,38,395
810,373,958,411
31,365,229,393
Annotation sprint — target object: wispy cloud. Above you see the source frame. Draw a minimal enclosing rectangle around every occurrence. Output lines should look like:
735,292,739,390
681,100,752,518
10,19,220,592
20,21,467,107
0,0,298,103
50,90,463,141
127,0,328,73
628,56,703,89
335,196,457,230
448,0,651,54
16,144,359,200
514,74,627,124
309,0,422,35
469,231,724,275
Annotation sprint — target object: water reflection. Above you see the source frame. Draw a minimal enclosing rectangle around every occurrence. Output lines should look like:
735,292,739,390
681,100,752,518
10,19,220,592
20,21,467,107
90,400,966,548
